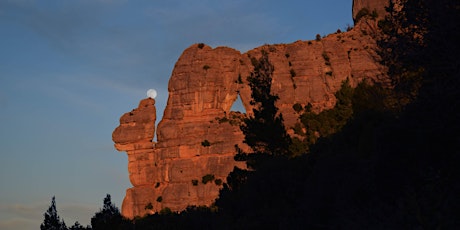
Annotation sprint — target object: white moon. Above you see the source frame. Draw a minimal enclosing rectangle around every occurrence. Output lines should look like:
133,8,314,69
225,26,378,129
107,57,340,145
147,89,157,99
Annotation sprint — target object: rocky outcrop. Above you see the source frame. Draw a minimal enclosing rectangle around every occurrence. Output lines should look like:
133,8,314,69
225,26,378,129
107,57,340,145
352,0,389,22
113,47,251,218
112,98,158,217
242,18,386,130
112,98,156,186
113,3,388,218
113,18,386,219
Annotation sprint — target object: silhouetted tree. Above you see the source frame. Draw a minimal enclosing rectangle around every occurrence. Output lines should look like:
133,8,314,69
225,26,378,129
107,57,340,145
377,0,429,110
91,194,130,230
69,221,90,230
240,51,292,159
215,51,311,228
40,196,67,230
221,51,294,201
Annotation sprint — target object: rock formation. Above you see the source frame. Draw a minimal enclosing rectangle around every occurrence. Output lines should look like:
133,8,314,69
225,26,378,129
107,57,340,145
113,0,389,218
352,0,389,22
112,98,158,216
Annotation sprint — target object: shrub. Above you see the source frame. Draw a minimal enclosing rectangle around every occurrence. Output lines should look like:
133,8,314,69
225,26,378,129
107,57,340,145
290,69,296,78
292,122,304,135
355,8,370,22
201,140,211,147
290,69,297,89
346,24,353,31
370,10,378,19
229,119,240,126
192,179,198,186
285,53,290,58
378,19,392,34
293,103,303,113
197,43,205,49
214,179,222,186
202,174,215,184
322,52,331,66
315,34,321,41
156,196,163,202
326,71,333,76
304,103,313,112
144,202,153,210
159,207,172,215
322,52,330,62
203,65,211,70
216,116,229,124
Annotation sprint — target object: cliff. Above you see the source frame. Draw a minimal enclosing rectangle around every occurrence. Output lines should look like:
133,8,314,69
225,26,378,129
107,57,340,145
113,1,389,218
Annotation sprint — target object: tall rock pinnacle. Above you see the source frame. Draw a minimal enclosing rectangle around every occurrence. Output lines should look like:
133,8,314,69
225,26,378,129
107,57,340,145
112,98,157,187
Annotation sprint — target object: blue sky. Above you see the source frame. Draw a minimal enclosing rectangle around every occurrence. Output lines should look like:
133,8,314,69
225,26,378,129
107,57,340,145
0,0,353,229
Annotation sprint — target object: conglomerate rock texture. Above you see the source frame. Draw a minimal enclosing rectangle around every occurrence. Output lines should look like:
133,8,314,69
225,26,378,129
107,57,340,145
113,9,389,218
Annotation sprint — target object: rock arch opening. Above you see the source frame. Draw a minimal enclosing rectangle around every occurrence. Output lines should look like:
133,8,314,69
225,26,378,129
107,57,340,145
230,93,246,113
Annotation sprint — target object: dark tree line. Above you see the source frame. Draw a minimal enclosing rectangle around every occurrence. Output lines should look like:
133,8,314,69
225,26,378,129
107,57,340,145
41,195,131,230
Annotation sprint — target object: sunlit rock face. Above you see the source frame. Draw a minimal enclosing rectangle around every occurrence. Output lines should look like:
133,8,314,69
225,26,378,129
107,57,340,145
113,46,251,218
352,0,389,22
112,98,157,188
113,10,387,218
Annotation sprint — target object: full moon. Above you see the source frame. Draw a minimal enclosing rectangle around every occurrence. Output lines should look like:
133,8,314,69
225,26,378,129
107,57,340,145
147,89,157,99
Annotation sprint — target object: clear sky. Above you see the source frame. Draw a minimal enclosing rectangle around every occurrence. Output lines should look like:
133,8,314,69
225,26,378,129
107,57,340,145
0,0,353,229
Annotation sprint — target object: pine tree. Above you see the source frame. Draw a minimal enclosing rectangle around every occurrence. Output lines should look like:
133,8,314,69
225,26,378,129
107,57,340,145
91,194,128,230
377,0,428,110
40,196,67,230
240,51,292,159
217,51,294,215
